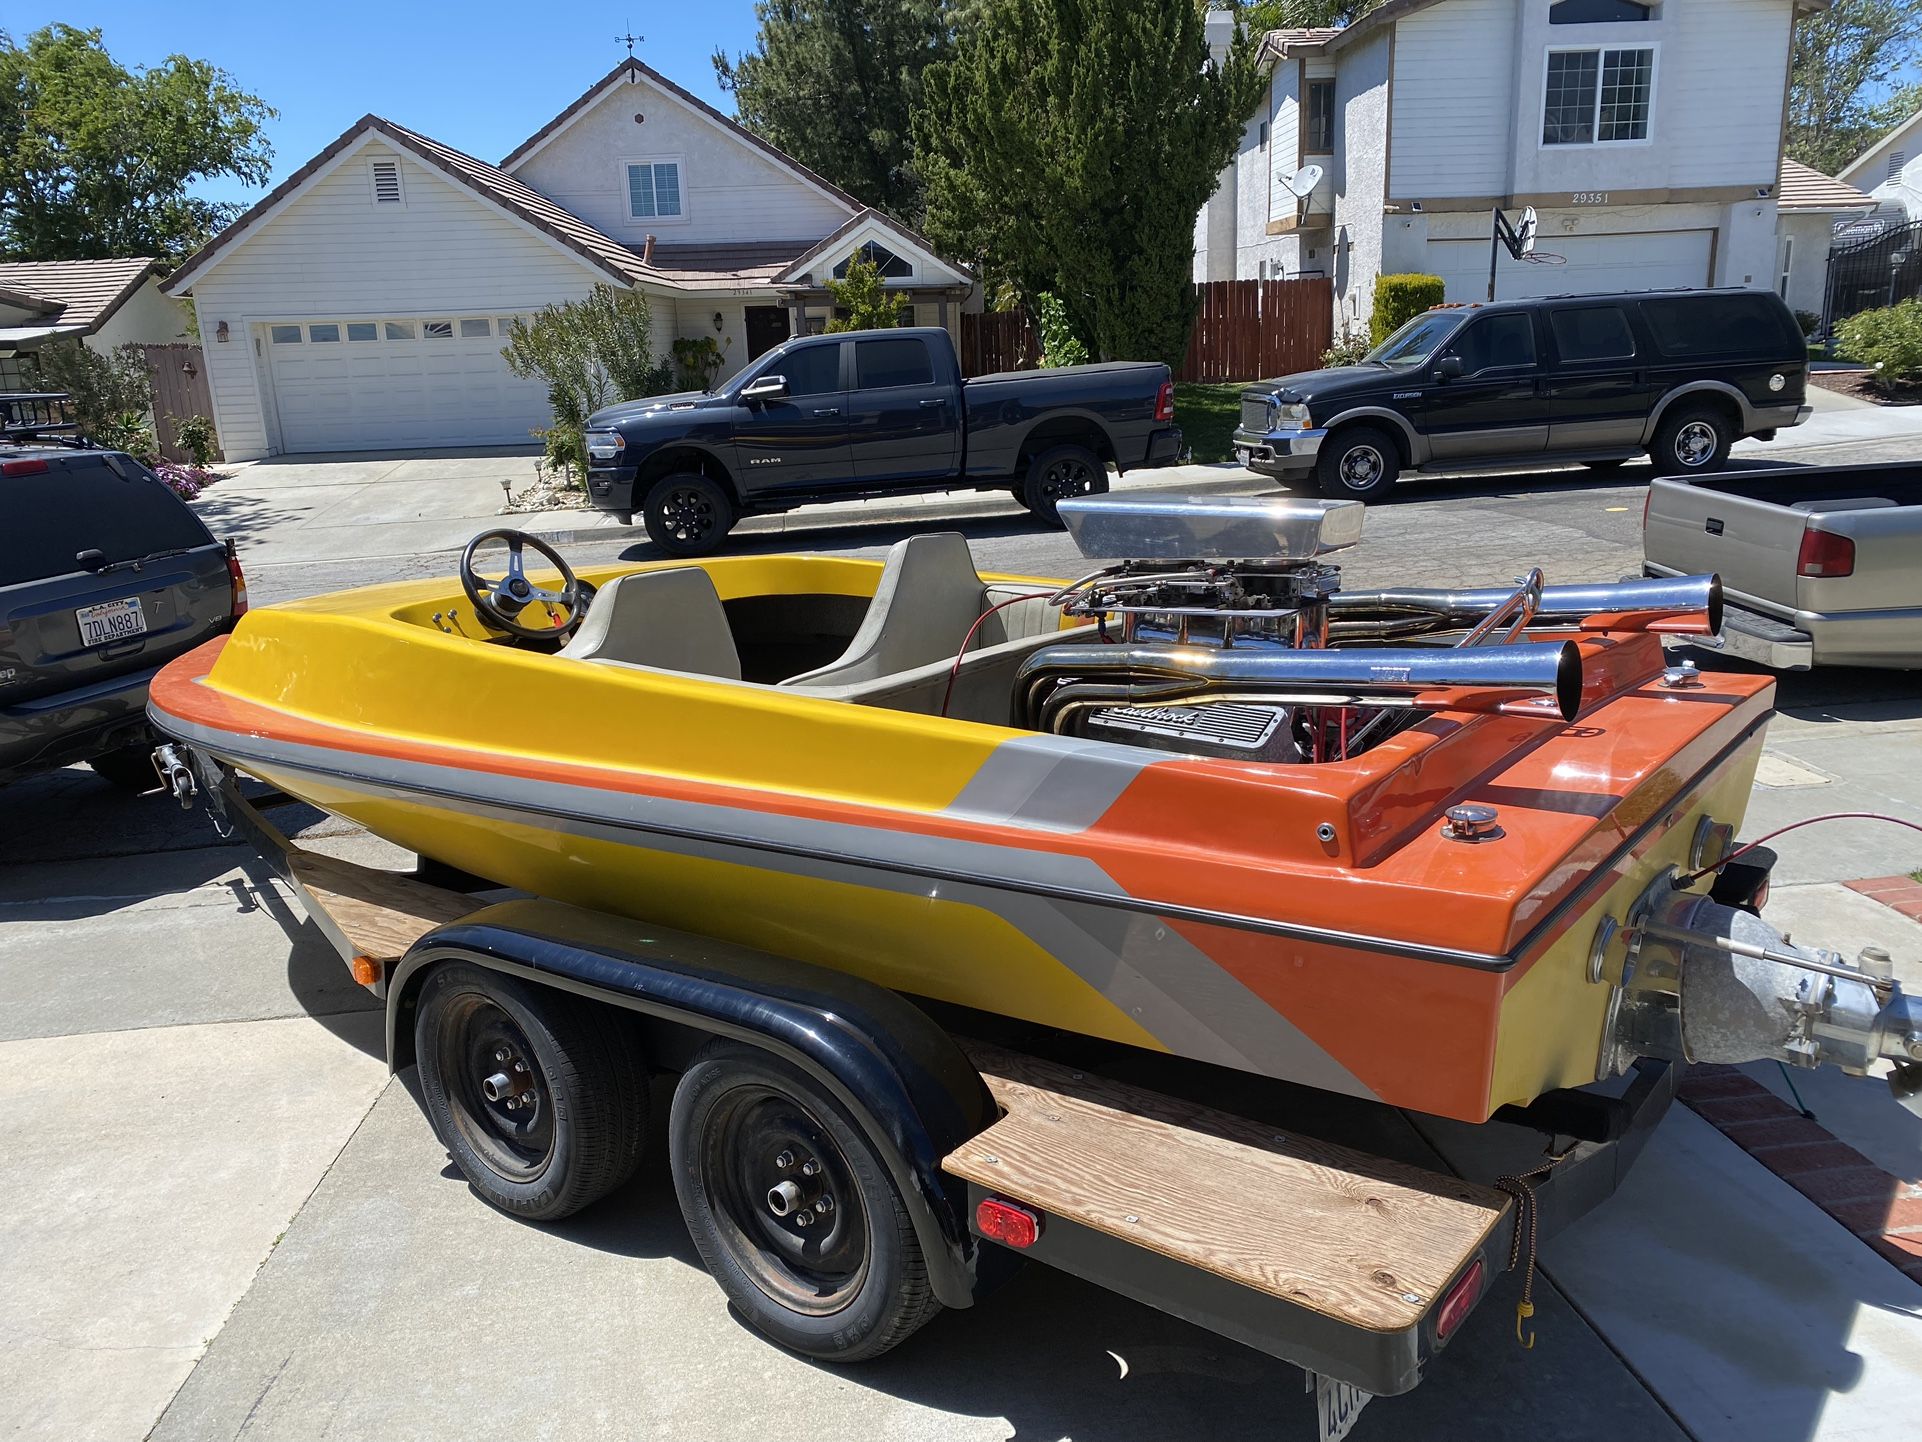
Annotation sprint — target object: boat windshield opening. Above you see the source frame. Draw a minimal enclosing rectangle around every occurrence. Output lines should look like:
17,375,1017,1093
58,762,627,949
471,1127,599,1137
1366,311,1463,368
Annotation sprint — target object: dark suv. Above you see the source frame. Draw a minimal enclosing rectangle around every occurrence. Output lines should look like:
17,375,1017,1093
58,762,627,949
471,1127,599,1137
1,444,244,789
1234,288,1810,500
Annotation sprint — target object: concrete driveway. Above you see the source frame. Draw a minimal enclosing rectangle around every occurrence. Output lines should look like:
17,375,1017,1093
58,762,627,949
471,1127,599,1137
6,428,1922,1441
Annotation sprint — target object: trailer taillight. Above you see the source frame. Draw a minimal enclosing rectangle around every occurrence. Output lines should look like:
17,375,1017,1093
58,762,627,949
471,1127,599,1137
1154,380,1175,424
1796,529,1854,578
1434,1257,1485,1342
975,1197,1042,1249
226,538,249,616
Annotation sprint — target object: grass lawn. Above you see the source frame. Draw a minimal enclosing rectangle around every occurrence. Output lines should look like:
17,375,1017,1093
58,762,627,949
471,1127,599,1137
1174,381,1254,464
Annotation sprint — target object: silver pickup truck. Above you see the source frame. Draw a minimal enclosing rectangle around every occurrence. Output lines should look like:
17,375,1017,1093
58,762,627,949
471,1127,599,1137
1643,462,1922,669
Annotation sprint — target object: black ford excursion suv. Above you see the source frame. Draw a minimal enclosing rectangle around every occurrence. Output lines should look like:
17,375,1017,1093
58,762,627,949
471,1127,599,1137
1234,289,1810,500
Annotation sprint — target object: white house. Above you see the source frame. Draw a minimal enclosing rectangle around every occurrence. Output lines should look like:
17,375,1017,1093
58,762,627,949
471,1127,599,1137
1837,108,1922,222
1773,158,1875,322
0,258,190,391
162,59,974,459
1196,0,1817,333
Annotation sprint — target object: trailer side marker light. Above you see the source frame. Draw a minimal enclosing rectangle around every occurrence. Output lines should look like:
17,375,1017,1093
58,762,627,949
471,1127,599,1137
976,1197,1042,1249
1435,1258,1485,1342
349,954,384,987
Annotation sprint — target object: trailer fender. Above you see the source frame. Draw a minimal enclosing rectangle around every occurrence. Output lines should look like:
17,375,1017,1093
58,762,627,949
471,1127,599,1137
386,898,999,1309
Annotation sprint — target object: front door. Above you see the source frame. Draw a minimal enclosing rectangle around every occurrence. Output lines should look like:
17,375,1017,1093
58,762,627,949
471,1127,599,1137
847,335,962,483
729,338,853,495
1420,311,1546,461
1538,302,1655,452
744,306,790,361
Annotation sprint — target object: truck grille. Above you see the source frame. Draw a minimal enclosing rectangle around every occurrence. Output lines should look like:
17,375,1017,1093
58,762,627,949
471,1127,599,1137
1240,396,1271,432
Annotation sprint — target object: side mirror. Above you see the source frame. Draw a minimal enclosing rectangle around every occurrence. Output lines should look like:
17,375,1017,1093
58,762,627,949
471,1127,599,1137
742,374,788,403
1434,355,1464,382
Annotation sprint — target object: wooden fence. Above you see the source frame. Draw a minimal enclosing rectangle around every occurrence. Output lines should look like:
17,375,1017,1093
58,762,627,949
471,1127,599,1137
138,343,218,463
959,277,1333,382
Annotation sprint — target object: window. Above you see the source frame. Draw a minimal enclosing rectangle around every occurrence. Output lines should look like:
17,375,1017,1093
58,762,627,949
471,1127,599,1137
1640,295,1797,357
761,341,841,397
459,318,491,338
308,323,341,343
856,337,934,390
1259,121,1269,151
422,320,454,339
346,322,379,342
1550,0,1651,22
384,321,416,340
1306,81,1336,153
1367,310,1462,366
1549,305,1636,361
4,458,215,587
370,159,403,205
1544,47,1653,144
1777,236,1793,299
627,161,682,219
1446,313,1537,373
832,241,912,280
269,325,302,344
497,316,521,334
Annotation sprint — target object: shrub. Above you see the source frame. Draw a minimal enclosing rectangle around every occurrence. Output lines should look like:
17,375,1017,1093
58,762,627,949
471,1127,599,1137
1034,293,1090,369
169,413,220,467
1370,274,1446,347
35,340,158,460
501,286,673,481
1321,322,1371,368
1793,309,1821,338
671,335,731,392
824,254,909,332
152,462,220,500
1835,298,1922,390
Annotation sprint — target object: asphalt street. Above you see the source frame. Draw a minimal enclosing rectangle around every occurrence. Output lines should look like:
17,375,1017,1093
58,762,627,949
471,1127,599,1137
4,438,1920,1441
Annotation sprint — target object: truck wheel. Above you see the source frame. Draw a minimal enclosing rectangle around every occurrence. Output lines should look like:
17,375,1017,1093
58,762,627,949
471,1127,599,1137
87,743,159,792
1314,425,1401,500
1021,444,1108,526
1649,405,1732,475
415,963,648,1222
669,1040,941,1362
643,473,736,557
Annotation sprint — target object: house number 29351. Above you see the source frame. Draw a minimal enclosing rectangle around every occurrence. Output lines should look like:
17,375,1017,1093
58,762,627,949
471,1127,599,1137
1570,192,1609,205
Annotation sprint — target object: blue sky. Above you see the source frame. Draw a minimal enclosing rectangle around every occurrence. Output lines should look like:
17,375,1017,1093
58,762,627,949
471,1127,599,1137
9,1,766,206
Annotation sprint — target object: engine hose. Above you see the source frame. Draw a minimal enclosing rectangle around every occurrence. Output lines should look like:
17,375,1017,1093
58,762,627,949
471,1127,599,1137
1678,812,1922,887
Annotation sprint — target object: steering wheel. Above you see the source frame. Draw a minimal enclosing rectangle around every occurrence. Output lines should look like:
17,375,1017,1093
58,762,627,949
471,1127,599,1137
459,529,590,640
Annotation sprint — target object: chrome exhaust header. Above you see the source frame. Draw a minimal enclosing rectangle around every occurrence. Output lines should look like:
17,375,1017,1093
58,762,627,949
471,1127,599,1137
1014,638,1584,731
1330,575,1723,639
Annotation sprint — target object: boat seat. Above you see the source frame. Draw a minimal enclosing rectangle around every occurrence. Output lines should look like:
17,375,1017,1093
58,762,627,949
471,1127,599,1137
557,568,742,680
779,532,1056,691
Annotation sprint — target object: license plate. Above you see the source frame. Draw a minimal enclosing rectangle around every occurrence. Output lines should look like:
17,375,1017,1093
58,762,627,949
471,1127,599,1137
76,596,147,647
1314,1373,1373,1442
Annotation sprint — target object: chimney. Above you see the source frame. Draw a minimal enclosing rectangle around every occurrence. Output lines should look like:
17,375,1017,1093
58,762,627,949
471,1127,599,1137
642,233,656,265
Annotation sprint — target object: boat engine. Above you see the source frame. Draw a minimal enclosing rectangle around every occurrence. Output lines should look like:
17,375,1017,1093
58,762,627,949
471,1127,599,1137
1017,494,1709,763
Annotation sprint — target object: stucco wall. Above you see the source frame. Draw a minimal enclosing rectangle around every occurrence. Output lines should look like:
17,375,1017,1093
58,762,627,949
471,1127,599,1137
88,279,190,350
509,75,852,246
1776,212,1837,320
1331,31,1390,334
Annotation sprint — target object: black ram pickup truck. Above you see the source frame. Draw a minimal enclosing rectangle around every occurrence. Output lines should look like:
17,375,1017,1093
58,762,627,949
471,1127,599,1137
584,326,1183,555
1233,288,1810,501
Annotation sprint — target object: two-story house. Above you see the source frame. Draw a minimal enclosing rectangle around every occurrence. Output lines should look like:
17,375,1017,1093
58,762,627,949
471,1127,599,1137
1196,0,1816,335
1838,108,1922,224
163,59,973,459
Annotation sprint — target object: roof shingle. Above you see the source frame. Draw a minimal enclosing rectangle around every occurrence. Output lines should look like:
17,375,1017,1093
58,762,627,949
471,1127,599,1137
0,258,159,331
1778,157,1876,212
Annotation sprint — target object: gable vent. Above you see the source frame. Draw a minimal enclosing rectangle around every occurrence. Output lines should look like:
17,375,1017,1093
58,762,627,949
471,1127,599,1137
371,160,403,204
1892,151,1908,183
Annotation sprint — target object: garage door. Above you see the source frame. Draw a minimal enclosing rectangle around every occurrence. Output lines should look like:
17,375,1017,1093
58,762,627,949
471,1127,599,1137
1423,229,1714,304
265,315,552,453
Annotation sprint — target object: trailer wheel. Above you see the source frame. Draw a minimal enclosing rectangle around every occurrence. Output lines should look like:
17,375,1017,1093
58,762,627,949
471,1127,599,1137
669,1041,940,1362
415,964,647,1222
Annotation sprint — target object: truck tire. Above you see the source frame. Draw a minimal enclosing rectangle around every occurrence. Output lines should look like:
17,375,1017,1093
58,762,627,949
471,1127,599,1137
1648,404,1733,475
87,743,159,792
1021,443,1108,526
416,963,648,1222
1314,425,1401,500
669,1040,941,1363
643,473,736,557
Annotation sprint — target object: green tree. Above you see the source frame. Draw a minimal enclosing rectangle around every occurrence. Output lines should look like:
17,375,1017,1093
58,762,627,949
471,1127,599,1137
37,340,156,457
1786,0,1922,176
824,253,910,330
714,0,952,222
1232,0,1384,31
501,286,672,479
917,0,1262,367
0,25,275,262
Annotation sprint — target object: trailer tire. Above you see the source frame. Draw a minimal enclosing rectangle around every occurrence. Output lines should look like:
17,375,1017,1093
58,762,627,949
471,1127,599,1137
669,1040,941,1362
416,963,648,1222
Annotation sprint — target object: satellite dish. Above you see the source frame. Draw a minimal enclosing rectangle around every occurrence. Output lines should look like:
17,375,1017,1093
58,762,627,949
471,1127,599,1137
1283,163,1325,200
1517,206,1539,256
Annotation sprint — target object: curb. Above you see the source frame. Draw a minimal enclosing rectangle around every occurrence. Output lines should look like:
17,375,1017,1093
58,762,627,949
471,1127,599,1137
1844,875,1922,925
1679,1065,1922,1286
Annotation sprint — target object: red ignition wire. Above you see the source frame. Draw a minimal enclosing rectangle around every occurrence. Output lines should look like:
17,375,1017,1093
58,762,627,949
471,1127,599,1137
1678,811,1922,887
940,594,1053,718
